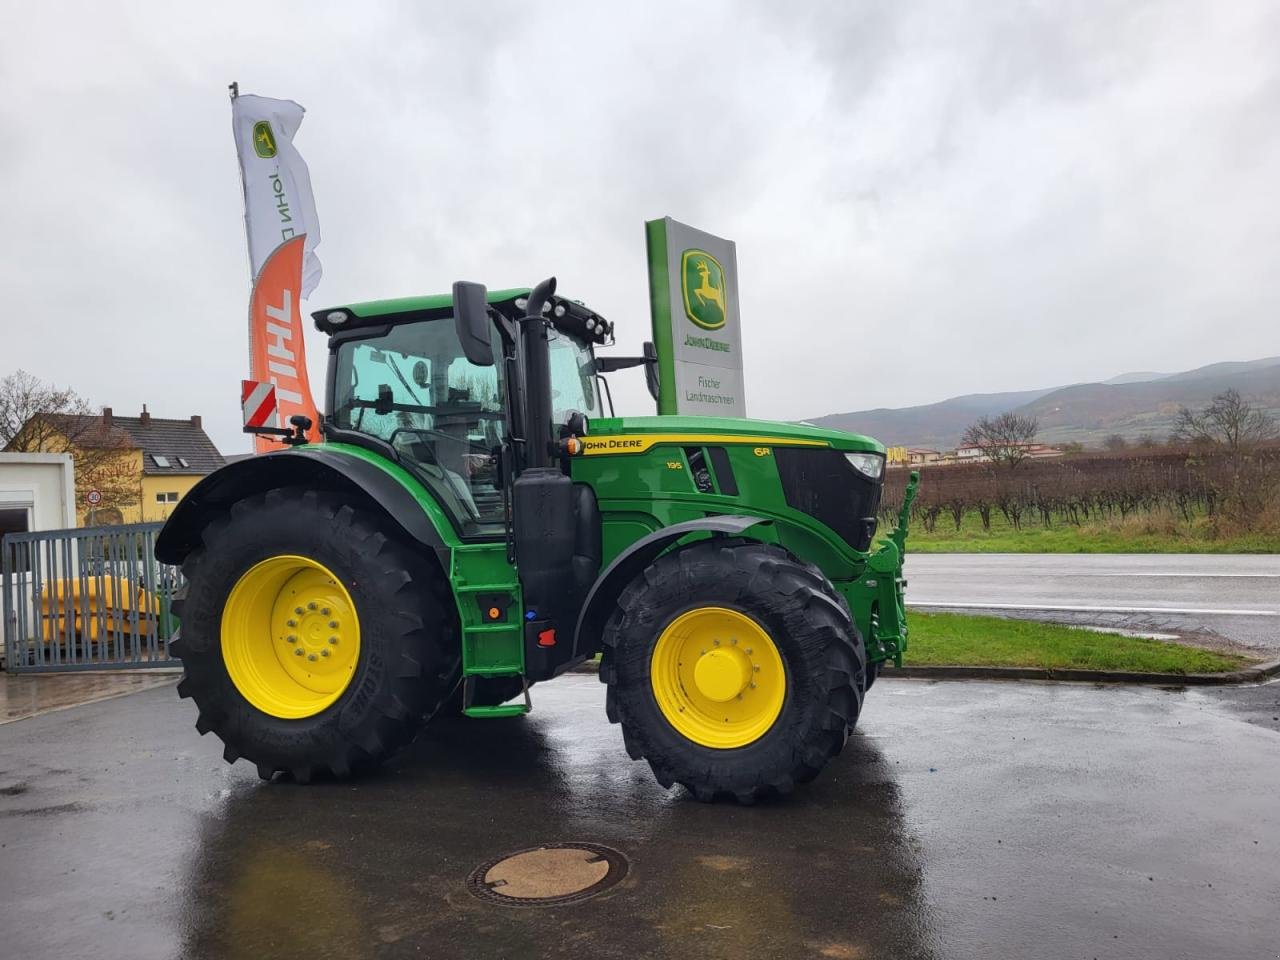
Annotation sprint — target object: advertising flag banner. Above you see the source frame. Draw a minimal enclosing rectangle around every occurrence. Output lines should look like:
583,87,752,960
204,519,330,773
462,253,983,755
644,217,746,417
246,236,321,451
231,90,324,452
231,94,323,294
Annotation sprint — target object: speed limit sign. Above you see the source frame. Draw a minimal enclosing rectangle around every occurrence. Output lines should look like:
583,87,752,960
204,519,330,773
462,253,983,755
86,489,102,506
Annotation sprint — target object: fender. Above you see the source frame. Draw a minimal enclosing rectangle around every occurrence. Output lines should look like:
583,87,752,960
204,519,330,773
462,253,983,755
154,447,451,568
572,515,771,658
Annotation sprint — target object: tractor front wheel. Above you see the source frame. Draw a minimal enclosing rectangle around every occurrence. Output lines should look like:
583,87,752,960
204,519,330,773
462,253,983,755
600,540,866,802
170,488,459,781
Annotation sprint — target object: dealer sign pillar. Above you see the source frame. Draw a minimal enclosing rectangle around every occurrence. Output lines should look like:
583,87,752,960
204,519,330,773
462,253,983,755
645,217,747,417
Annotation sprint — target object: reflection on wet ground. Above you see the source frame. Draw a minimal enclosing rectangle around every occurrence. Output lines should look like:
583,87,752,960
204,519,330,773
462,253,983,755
0,669,177,722
1,675,1277,959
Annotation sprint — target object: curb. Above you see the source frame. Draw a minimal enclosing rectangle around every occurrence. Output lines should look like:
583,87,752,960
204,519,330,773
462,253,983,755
568,658,1280,686
877,658,1280,685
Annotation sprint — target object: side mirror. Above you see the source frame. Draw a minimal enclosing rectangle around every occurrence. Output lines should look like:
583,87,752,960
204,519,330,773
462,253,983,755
452,280,495,367
642,340,660,402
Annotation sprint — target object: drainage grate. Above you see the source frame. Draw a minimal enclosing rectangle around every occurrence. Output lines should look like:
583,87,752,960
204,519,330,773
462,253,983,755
466,843,628,907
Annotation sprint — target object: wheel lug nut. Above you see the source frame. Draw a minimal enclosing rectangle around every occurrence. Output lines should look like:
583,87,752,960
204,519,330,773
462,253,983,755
321,649,330,657
286,635,297,644
307,653,317,662
328,636,338,645
754,665,760,672
746,648,753,655
713,639,720,646
328,620,338,629
307,602,318,611
294,607,304,615
294,648,303,657
730,637,737,644
321,607,330,616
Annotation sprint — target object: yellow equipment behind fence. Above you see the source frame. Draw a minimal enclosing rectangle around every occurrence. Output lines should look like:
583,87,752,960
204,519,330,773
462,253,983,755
39,576,160,644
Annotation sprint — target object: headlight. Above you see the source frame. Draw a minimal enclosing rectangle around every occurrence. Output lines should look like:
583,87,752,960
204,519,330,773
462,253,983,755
844,452,884,480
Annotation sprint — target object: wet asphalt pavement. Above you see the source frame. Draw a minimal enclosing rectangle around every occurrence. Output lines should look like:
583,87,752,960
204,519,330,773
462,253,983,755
905,554,1280,652
2,674,1279,960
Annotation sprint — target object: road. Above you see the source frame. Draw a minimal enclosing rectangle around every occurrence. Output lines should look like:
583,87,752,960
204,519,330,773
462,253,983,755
904,553,1280,652
2,675,1278,960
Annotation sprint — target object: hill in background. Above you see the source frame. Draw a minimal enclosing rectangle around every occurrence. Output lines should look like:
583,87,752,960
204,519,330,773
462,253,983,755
811,357,1280,449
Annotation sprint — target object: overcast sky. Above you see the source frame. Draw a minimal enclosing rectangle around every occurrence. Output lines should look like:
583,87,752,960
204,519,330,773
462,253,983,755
2,1,1277,453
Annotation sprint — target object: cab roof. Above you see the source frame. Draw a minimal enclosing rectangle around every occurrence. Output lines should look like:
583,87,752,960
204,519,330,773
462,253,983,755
312,288,531,333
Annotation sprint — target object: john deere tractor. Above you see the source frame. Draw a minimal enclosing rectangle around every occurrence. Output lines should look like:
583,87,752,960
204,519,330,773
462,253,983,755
156,278,917,802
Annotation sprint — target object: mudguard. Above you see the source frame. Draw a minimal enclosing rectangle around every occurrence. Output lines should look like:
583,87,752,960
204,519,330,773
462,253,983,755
154,447,451,568
571,514,771,658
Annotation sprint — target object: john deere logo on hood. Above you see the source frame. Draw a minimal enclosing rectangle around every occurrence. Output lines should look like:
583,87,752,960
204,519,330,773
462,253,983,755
681,249,727,330
252,121,278,158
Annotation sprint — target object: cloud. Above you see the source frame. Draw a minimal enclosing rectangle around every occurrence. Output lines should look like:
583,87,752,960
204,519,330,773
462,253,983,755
1,0,1277,452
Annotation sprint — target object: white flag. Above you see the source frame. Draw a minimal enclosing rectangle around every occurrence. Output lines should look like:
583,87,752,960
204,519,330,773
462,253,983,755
231,94,323,297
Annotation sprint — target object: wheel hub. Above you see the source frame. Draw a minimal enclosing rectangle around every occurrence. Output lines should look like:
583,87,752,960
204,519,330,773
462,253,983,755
692,647,752,702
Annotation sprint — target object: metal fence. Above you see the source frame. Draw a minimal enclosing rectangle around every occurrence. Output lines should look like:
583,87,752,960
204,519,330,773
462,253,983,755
1,522,183,673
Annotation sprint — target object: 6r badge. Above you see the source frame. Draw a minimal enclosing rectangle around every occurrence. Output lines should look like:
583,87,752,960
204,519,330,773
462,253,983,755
681,248,727,330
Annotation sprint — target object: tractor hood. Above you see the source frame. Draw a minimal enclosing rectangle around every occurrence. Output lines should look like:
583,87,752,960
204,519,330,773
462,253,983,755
583,415,883,454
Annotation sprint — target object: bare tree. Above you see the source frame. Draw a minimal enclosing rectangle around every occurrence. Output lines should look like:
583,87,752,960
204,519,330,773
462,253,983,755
1,370,139,521
1104,434,1128,452
1170,389,1278,529
1,370,93,450
961,412,1039,471
1171,389,1278,454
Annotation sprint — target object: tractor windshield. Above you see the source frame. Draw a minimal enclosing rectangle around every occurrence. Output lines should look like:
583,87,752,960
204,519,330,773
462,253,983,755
547,330,602,422
330,319,507,533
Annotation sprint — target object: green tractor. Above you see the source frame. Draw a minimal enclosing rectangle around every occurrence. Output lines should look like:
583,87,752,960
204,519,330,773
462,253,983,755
156,278,918,802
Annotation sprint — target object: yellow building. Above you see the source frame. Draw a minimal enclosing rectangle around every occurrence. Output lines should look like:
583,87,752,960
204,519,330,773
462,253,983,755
7,407,225,526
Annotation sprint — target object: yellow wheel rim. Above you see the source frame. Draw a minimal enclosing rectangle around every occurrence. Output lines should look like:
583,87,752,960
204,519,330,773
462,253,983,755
221,555,361,719
650,606,786,749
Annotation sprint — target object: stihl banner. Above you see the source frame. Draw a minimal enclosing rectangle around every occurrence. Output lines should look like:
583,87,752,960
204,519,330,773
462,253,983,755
230,87,324,452
247,236,321,450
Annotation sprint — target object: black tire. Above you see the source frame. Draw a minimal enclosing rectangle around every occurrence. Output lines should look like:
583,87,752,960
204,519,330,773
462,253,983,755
169,488,460,781
863,661,881,692
600,539,866,802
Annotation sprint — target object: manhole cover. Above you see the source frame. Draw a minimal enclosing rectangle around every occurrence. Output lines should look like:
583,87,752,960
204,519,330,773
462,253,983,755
466,843,628,907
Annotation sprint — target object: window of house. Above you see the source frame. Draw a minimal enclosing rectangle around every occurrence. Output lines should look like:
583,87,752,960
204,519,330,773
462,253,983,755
155,491,179,504
152,455,170,468
176,457,189,468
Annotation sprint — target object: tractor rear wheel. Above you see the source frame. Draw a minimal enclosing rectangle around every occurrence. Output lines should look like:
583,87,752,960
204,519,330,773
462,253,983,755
600,540,866,802
170,488,459,781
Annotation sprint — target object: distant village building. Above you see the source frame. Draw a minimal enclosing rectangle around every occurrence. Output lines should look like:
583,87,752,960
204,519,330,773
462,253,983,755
907,448,943,466
5,406,225,525
955,441,1063,463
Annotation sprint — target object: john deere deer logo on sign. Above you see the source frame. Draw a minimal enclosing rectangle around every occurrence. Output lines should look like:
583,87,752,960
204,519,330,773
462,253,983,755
681,249,727,330
252,121,278,158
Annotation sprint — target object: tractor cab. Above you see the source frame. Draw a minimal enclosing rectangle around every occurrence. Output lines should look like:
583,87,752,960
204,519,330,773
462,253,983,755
313,285,617,538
